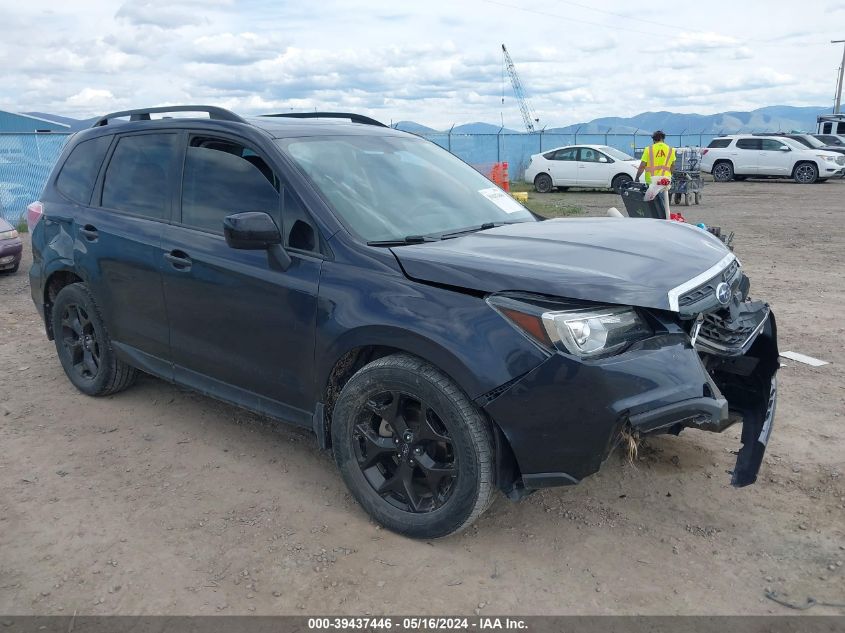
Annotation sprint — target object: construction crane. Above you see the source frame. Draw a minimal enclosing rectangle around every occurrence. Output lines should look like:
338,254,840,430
501,44,539,133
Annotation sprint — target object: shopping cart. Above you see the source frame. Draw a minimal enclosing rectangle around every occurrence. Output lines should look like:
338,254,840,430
669,147,703,206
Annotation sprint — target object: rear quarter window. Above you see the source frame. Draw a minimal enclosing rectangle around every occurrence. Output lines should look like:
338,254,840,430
706,138,731,149
55,135,112,205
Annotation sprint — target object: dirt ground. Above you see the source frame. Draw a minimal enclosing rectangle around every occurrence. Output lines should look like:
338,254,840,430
1,178,843,616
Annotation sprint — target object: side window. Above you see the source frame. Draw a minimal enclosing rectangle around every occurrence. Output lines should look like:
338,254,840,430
56,135,112,205
736,139,761,150
181,138,280,234
102,134,177,219
553,148,578,161
707,138,731,149
760,139,787,151
579,148,608,162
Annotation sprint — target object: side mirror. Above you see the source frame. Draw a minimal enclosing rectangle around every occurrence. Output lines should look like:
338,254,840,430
224,212,281,249
779,146,791,151
224,211,291,271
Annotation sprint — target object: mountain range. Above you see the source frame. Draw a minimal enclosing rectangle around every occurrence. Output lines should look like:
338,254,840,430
395,106,831,135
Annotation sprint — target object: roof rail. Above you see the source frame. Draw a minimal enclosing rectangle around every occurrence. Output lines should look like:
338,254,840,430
260,112,388,128
92,105,246,127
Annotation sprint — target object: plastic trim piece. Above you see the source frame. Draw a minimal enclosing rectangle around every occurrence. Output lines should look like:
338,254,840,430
667,252,737,312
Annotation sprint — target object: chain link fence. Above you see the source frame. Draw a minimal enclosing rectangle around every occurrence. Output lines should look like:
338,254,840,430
415,129,729,181
0,133,70,224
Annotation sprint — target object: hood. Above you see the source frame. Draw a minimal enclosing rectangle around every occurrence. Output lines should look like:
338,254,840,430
391,218,731,311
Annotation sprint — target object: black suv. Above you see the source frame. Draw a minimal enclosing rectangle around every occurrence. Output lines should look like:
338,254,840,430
29,106,779,538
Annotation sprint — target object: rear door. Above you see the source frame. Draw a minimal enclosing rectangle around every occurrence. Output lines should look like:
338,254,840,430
161,132,322,424
67,131,177,373
733,138,760,174
576,147,611,187
758,138,791,176
546,147,579,186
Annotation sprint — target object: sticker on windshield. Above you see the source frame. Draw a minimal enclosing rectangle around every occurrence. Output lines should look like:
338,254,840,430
478,187,524,214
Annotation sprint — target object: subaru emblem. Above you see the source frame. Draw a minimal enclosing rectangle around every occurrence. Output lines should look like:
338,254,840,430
715,282,732,306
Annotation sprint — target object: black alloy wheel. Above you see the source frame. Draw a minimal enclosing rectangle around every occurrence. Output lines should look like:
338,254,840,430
332,354,494,538
353,390,457,513
60,302,101,381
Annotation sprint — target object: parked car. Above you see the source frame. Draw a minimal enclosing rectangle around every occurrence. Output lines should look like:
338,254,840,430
524,144,640,193
0,216,22,273
29,106,779,538
772,133,845,157
701,134,845,183
813,133,845,147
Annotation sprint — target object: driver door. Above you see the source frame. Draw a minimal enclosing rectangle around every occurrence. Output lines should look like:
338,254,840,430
576,147,611,186
161,133,322,425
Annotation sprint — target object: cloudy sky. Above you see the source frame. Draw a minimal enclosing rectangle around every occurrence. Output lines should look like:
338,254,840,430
0,0,843,128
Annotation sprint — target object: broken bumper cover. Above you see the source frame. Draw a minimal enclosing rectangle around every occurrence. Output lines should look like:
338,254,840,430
482,308,778,492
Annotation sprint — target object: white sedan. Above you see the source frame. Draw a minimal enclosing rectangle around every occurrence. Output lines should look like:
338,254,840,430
524,144,641,193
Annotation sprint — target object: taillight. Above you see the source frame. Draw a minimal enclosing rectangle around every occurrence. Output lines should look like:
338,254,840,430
26,201,43,231
701,149,709,155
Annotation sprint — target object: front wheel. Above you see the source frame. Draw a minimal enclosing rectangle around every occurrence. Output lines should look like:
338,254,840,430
332,354,494,539
534,173,553,193
793,162,818,184
51,283,137,396
712,161,734,182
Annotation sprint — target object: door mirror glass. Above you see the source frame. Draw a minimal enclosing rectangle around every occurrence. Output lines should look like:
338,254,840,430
224,212,282,250
779,146,791,151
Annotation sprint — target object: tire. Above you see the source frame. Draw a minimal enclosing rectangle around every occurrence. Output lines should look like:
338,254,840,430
332,353,494,539
712,161,734,182
611,173,632,193
51,283,137,396
534,173,553,194
793,162,818,184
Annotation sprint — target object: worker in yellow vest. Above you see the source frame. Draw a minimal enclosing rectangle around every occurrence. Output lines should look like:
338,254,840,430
635,131,676,218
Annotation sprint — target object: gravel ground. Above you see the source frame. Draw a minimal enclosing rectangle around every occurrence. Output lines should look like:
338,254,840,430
1,178,843,615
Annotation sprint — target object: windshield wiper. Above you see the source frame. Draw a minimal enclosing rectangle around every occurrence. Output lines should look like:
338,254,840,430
366,235,438,247
439,221,516,240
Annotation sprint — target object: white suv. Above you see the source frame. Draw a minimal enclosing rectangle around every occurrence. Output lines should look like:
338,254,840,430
700,134,845,183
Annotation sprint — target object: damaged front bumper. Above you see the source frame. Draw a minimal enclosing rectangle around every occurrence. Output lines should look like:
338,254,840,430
482,302,779,494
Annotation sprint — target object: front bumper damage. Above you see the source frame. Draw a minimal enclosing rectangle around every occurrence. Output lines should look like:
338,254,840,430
482,301,779,495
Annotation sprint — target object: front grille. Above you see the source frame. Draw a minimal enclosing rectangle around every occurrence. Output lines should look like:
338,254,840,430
678,258,741,310
695,303,770,355
836,156,845,166
699,313,756,347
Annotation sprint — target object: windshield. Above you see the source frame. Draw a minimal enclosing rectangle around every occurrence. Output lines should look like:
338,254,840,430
781,138,807,151
599,145,636,160
600,147,635,161
277,135,535,242
815,134,844,146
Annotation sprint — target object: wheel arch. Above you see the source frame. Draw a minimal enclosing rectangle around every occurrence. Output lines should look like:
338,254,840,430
318,338,523,495
791,159,819,177
42,268,85,340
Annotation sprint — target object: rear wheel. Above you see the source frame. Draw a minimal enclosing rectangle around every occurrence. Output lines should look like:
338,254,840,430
332,354,494,539
712,161,734,182
611,173,632,193
51,283,137,396
793,162,818,184
534,173,553,193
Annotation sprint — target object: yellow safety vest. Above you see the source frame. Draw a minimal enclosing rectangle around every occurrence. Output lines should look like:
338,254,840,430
642,142,675,183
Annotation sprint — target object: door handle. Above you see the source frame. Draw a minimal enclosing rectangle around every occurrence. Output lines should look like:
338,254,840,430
79,225,98,241
164,251,192,270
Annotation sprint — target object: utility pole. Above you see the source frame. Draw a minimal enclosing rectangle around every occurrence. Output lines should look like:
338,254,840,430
834,39,845,114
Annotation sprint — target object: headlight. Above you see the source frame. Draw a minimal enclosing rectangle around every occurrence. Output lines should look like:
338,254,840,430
542,307,652,357
0,229,18,240
487,295,652,358
817,154,835,162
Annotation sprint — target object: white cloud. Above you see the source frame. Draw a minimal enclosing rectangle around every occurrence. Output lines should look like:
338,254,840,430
0,0,840,126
